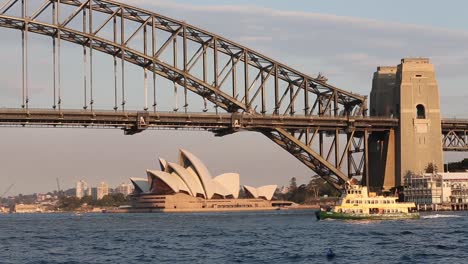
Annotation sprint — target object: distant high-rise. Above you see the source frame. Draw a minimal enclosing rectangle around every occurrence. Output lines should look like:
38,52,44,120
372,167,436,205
75,180,88,198
115,183,134,196
92,182,109,200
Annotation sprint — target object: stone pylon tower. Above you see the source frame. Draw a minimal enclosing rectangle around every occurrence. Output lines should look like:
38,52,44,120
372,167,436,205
369,58,444,190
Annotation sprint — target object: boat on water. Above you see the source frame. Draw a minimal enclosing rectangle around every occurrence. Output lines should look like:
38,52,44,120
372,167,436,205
316,184,419,220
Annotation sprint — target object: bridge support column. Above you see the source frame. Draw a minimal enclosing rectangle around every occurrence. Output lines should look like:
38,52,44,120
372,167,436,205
368,129,396,191
370,58,444,190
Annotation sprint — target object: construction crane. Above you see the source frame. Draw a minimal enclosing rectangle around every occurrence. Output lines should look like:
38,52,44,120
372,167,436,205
56,177,62,197
1,183,15,199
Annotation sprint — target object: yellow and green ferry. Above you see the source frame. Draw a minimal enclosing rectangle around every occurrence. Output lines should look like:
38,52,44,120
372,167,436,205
316,185,419,220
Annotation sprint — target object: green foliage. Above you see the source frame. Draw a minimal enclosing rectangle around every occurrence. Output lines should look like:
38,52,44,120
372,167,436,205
58,196,82,211
447,159,468,172
276,176,340,204
96,193,128,207
80,195,94,205
425,162,438,173
289,177,298,191
58,193,129,210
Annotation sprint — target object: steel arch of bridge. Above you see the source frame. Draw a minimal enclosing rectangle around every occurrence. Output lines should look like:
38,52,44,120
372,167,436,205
0,0,379,190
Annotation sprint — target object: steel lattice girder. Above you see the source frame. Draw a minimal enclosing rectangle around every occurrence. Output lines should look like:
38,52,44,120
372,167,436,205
442,130,467,151
441,119,468,151
0,0,380,191
0,0,367,116
261,127,370,190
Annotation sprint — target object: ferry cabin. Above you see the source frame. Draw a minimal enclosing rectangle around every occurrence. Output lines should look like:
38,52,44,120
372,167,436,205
333,186,414,215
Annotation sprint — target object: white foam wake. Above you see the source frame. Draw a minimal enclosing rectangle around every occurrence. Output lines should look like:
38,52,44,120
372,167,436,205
422,214,462,219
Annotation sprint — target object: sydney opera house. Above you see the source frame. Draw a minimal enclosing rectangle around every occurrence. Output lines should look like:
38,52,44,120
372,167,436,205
125,149,292,212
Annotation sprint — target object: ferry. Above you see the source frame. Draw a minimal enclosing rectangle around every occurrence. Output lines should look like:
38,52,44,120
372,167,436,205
316,184,419,220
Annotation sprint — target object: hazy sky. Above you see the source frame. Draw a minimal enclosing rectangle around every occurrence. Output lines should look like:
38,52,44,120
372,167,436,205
0,0,467,195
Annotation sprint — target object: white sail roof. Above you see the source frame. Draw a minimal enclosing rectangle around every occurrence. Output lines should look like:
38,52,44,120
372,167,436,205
257,185,277,201
133,149,278,201
244,185,259,198
167,162,206,198
159,158,168,172
146,170,190,195
243,185,277,201
130,177,150,193
211,180,232,198
213,173,240,198
179,149,215,199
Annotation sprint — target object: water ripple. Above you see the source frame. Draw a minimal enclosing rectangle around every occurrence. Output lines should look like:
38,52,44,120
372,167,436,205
0,211,467,263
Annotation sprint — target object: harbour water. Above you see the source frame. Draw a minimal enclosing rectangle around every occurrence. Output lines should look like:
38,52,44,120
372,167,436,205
1,211,467,263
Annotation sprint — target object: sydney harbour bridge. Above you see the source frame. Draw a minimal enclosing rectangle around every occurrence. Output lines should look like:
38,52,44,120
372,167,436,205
0,0,466,191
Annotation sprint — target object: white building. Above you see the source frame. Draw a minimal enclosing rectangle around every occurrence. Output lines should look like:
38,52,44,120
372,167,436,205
75,180,88,198
132,149,276,201
115,183,134,196
404,172,468,206
92,182,109,200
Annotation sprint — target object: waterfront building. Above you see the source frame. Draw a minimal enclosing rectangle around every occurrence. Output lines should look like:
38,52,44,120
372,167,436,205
14,204,42,213
404,172,468,209
124,149,289,212
75,180,88,198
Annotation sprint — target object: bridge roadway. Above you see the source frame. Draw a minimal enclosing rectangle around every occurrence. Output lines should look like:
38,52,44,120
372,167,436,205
0,108,399,132
0,108,466,133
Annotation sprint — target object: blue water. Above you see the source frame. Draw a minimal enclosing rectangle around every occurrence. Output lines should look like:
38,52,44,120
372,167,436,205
1,211,467,264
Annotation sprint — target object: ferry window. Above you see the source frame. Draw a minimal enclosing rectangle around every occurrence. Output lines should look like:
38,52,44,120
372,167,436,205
346,200,350,203
416,104,426,119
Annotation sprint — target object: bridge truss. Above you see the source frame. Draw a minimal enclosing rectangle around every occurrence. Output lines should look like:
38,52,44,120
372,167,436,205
0,0,465,190
442,119,468,152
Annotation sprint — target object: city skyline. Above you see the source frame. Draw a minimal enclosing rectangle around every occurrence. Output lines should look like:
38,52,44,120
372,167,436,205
0,0,467,195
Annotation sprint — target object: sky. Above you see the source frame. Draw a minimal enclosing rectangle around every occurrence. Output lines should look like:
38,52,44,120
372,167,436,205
0,0,467,195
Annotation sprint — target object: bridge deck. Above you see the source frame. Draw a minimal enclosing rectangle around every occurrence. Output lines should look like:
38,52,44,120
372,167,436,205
0,109,398,131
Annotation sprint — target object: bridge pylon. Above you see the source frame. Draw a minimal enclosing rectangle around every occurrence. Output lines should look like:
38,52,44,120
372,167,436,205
369,58,444,191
